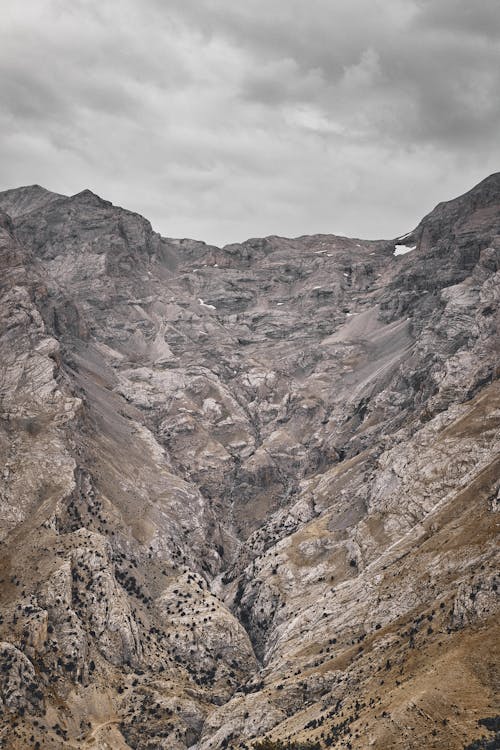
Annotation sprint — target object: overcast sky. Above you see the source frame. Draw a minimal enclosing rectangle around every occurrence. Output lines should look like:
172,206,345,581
1,0,499,246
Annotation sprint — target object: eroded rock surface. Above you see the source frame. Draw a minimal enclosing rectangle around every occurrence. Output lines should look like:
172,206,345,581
0,176,498,749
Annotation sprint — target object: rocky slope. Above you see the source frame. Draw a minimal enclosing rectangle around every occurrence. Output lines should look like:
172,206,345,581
0,175,498,750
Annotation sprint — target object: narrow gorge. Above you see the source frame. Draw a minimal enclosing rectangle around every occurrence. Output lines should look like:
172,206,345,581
0,174,498,749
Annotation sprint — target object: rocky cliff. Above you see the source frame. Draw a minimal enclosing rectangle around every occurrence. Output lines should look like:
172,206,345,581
0,175,498,750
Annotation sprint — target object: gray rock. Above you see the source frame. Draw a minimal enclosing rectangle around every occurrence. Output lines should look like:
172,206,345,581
0,174,498,749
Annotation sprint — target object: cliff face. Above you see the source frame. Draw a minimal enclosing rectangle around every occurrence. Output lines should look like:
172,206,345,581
0,176,498,750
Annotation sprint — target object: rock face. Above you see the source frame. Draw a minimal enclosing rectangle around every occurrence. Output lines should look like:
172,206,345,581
0,176,498,750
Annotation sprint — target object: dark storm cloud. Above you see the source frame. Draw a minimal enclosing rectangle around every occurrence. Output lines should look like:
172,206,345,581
1,0,499,245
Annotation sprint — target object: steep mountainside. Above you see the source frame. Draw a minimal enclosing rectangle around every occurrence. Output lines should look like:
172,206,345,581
0,175,498,750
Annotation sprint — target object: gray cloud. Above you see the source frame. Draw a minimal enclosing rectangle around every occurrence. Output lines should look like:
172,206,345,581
1,0,499,245
414,0,500,39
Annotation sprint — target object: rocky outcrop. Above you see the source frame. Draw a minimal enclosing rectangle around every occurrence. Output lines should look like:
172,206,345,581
0,174,498,749
0,642,44,715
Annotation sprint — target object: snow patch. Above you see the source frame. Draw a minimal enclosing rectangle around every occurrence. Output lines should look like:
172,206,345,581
198,298,216,310
394,244,416,256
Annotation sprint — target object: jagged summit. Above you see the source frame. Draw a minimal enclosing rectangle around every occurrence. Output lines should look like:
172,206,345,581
0,175,498,750
0,183,65,219
69,188,113,206
0,185,115,225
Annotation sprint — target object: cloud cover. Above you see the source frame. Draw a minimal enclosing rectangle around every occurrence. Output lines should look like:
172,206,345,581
1,0,499,245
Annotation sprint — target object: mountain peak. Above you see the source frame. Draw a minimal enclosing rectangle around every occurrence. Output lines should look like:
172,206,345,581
0,184,65,219
70,188,111,206
441,171,500,210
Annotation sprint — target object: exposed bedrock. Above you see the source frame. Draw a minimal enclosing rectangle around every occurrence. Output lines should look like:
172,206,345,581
0,175,498,749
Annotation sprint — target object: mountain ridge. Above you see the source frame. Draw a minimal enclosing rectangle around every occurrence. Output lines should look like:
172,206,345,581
3,170,498,249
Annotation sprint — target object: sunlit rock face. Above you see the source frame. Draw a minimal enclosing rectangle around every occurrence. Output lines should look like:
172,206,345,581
0,175,499,750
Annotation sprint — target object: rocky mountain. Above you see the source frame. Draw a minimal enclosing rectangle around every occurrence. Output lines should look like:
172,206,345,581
0,174,498,750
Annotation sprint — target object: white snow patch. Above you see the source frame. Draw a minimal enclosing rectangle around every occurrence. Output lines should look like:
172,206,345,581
276,302,284,306
394,244,416,256
198,298,216,310
397,231,413,241
343,273,349,277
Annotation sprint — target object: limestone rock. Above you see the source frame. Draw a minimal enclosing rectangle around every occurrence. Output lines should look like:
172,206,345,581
0,174,498,749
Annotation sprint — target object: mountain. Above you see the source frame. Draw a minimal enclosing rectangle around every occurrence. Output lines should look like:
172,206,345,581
0,174,498,750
